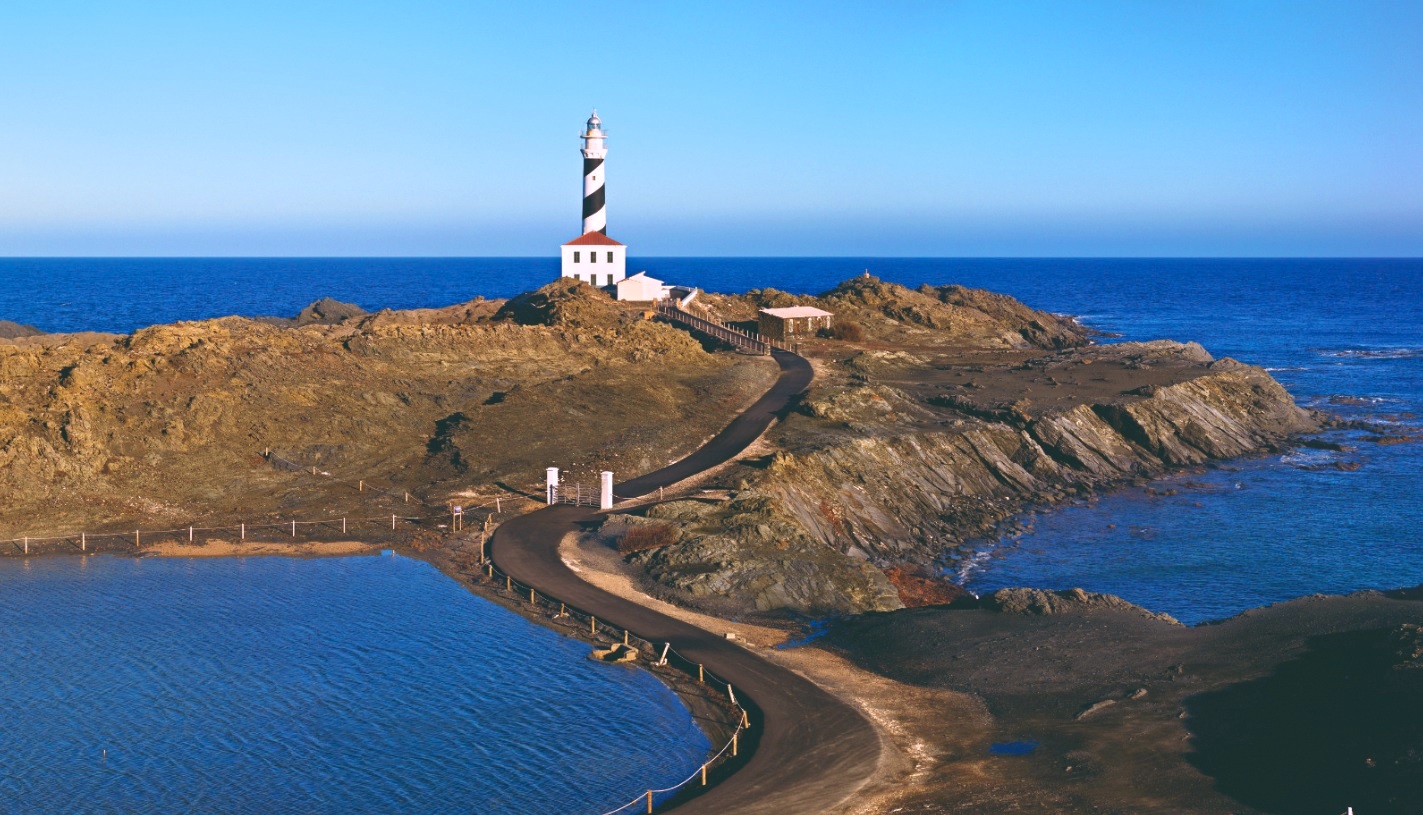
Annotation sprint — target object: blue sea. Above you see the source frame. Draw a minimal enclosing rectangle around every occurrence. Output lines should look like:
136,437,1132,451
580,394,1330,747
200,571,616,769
0,554,709,814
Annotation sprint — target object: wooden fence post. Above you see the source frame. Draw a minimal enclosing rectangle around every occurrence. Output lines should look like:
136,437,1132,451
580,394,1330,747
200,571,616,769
591,616,597,635
240,523,245,540
391,514,396,530
698,664,704,683
291,520,297,537
733,732,739,757
81,533,86,552
646,790,653,814
359,480,364,493
23,537,28,555
188,526,193,542
342,517,347,534
135,530,140,548
701,764,707,785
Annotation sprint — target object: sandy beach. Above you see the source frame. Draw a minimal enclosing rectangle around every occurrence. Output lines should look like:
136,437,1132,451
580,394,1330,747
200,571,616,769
140,538,378,558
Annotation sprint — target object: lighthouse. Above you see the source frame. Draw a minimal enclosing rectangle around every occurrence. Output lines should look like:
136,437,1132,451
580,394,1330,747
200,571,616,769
560,110,627,287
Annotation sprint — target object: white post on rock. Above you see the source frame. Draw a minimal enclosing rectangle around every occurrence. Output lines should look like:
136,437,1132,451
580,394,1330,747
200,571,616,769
600,471,614,510
546,467,559,505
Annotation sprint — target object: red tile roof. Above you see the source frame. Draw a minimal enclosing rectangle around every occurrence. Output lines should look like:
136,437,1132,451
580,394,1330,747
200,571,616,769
563,231,624,246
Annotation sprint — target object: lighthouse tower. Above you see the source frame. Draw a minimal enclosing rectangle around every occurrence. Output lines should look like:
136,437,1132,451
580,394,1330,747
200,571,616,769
560,110,627,287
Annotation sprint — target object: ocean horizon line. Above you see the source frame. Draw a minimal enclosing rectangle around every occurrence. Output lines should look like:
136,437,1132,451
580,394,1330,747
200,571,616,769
3,255,1422,262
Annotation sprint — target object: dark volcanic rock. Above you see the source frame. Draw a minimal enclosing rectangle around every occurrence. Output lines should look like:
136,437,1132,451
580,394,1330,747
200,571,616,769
296,297,367,326
1186,626,1423,814
823,586,1423,814
985,587,1181,625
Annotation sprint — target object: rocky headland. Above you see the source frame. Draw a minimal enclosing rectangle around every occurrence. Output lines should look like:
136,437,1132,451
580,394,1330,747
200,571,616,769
603,277,1316,617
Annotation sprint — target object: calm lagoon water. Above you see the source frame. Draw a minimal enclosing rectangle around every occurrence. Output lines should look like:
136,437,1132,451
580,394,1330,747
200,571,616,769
0,554,709,814
1,257,1420,619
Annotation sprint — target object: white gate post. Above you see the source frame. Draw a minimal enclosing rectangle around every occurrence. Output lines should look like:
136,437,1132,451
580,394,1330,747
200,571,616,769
546,467,559,505
600,471,614,510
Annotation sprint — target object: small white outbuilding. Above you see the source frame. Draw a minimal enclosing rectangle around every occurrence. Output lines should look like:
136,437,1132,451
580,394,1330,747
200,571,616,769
615,272,665,302
757,306,835,340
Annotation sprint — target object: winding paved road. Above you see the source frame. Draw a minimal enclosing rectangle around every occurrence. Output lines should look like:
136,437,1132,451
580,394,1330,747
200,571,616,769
490,350,883,814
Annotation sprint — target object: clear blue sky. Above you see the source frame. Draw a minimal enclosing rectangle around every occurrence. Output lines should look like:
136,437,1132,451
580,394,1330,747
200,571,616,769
2,1,1420,256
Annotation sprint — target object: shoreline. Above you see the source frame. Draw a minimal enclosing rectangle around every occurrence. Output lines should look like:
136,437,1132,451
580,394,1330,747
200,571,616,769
403,533,752,811
88,522,1414,815
10,529,1420,628
3,276,1413,811
0,530,750,812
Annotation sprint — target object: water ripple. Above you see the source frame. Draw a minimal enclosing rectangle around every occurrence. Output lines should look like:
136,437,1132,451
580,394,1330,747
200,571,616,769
0,555,709,814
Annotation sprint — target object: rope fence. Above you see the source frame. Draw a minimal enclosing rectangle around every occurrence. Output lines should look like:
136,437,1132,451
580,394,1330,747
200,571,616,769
0,512,458,554
472,547,751,815
0,450,543,554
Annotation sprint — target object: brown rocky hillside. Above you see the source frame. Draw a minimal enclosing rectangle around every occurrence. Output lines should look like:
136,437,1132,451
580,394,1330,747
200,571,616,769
0,282,776,537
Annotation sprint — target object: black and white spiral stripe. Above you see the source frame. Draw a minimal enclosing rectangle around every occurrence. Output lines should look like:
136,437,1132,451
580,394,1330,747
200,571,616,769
582,156,606,235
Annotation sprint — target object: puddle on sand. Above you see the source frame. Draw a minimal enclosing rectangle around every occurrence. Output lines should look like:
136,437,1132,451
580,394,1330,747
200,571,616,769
774,618,831,650
989,740,1040,756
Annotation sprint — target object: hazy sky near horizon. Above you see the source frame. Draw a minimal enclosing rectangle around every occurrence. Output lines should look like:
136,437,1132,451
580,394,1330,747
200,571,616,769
2,1,1420,257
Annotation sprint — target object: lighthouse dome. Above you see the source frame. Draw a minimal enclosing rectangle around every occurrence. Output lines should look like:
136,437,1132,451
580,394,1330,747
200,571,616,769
586,110,603,133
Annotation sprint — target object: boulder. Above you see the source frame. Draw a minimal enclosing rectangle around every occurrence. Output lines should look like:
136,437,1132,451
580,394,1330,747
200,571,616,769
986,587,1181,625
296,297,367,325
590,643,639,664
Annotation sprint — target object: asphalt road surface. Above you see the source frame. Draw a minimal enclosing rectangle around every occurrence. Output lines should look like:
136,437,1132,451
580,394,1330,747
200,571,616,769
491,350,883,814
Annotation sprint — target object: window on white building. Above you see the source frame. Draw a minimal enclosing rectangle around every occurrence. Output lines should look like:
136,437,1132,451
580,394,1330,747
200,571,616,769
573,251,580,263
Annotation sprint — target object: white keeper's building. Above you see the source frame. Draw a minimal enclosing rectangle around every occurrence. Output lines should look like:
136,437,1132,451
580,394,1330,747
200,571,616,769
561,232,626,286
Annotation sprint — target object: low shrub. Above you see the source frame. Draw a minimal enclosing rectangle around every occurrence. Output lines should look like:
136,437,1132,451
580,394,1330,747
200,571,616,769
820,320,865,342
618,523,678,554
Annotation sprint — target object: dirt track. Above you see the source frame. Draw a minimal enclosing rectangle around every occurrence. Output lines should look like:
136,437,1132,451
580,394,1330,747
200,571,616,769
490,350,884,814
